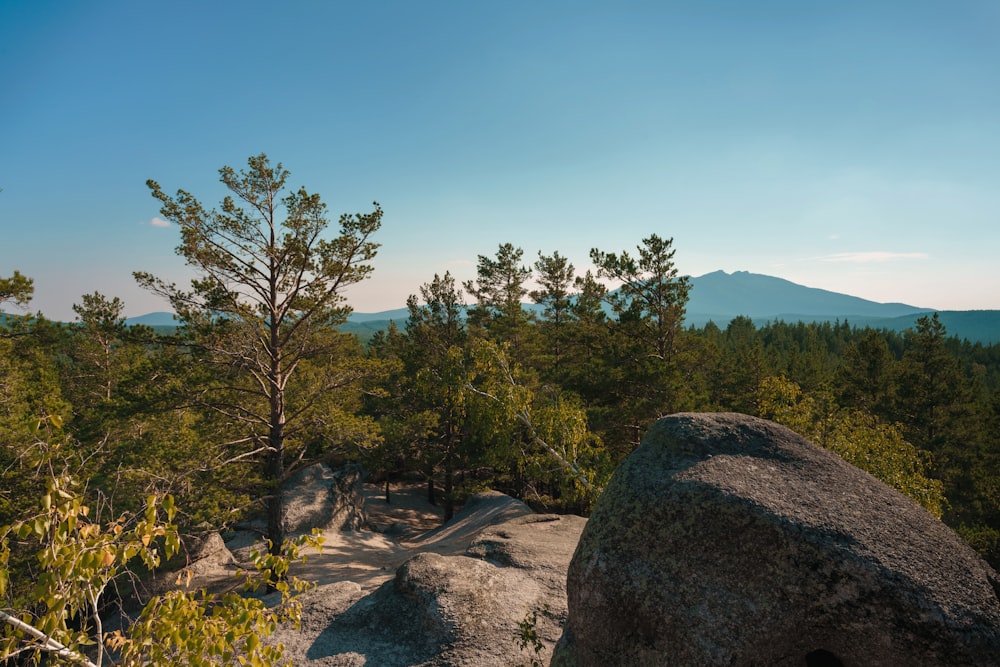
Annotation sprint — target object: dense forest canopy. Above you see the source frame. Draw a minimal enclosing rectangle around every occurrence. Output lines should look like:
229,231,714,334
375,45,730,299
2,155,1000,661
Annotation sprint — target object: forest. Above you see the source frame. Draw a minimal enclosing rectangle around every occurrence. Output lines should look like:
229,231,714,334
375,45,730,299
2,155,999,663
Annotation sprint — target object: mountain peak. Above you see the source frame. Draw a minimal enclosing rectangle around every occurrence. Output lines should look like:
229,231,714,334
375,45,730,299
687,270,929,319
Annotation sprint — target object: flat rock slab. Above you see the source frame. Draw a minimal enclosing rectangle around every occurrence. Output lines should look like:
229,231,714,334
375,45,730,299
554,412,1000,667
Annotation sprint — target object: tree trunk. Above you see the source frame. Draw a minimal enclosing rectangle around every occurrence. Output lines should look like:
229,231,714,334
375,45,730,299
266,446,285,554
444,451,455,522
266,379,286,593
267,452,285,555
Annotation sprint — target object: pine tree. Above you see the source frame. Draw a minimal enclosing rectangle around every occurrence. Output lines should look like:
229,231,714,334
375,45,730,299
136,154,383,563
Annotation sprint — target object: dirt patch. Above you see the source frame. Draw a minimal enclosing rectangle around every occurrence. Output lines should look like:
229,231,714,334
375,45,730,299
363,482,445,538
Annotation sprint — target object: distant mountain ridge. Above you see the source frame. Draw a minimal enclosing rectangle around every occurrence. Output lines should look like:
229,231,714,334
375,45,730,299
125,312,178,326
685,270,931,321
118,271,999,344
678,271,1000,343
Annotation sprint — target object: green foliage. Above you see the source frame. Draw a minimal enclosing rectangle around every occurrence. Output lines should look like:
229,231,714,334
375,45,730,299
836,328,896,414
66,292,132,407
831,410,946,517
465,339,605,505
6,224,1000,599
590,233,690,363
1,460,178,666
364,237,997,563
530,251,575,326
956,524,1000,570
530,251,577,380
0,270,33,311
463,243,535,361
714,316,767,414
0,423,320,667
464,243,532,326
1,334,74,532
513,606,545,667
374,272,476,517
584,234,694,448
113,531,321,667
896,313,969,451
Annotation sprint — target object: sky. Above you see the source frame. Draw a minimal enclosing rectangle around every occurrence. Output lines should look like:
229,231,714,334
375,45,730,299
2,1,999,321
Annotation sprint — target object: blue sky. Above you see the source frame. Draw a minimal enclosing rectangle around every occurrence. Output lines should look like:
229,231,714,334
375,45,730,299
2,1,999,320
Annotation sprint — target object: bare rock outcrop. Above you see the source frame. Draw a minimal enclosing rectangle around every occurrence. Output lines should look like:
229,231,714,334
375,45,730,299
553,412,1000,667
272,492,586,666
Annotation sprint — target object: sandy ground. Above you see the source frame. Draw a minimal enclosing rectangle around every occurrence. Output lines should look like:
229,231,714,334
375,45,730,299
290,482,448,591
201,481,532,596
290,482,534,590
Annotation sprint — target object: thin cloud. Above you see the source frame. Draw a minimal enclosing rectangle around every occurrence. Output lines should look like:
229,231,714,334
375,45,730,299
149,217,170,228
821,251,929,263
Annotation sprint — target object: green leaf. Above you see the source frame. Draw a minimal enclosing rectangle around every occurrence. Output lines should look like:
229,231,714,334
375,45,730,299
162,494,175,520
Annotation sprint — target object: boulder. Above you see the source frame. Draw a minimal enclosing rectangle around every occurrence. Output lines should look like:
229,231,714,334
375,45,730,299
553,412,1000,667
283,463,367,535
186,531,236,575
327,463,368,531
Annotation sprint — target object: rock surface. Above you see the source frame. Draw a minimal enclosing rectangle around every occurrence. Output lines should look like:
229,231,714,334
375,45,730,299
270,490,586,666
186,531,236,575
283,463,368,534
553,412,1000,667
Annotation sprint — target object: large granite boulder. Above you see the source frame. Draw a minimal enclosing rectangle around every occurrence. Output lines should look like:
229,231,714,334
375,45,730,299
553,412,1000,667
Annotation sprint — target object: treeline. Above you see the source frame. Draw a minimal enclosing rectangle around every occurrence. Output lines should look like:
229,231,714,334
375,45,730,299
2,155,999,660
5,241,998,569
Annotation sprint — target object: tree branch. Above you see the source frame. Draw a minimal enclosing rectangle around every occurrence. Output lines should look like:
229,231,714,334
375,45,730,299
0,610,99,667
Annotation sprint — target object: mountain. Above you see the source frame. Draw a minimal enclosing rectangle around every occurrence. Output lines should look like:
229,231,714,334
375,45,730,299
125,311,178,326
680,271,1000,343
850,309,1000,346
684,270,933,325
